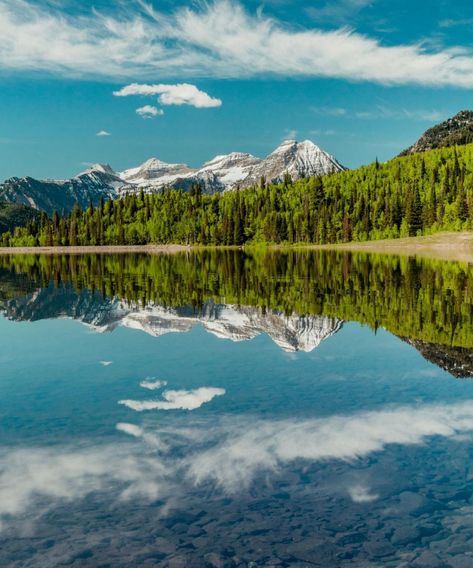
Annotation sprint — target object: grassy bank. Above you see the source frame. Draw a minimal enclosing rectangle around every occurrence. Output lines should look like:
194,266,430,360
307,231,473,263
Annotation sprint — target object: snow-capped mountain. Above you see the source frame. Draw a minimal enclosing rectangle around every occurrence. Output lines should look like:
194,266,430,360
0,140,345,214
242,140,344,187
119,139,344,192
3,287,343,353
0,164,123,214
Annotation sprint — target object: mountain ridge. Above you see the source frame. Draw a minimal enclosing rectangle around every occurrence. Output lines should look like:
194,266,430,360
0,140,345,214
400,110,473,156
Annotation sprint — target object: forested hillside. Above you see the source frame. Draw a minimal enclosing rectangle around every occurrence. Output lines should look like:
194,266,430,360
0,202,41,236
2,142,473,247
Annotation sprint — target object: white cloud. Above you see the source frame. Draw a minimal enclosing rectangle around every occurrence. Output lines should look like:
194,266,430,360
0,446,169,519
140,378,167,390
119,387,226,411
116,423,144,438
99,360,113,366
135,105,164,118
186,401,473,491
96,130,111,137
439,18,473,29
312,105,443,122
116,83,222,109
348,484,379,503
2,400,473,527
306,0,373,25
354,106,444,121
1,1,473,87
312,106,348,116
283,129,298,141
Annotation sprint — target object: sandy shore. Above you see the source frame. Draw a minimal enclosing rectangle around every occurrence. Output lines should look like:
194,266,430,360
307,231,473,264
0,244,191,255
1,232,472,263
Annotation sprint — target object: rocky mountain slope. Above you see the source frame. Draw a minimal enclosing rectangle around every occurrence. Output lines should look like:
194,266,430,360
3,286,343,353
0,140,345,214
0,164,124,215
402,338,473,378
400,110,473,156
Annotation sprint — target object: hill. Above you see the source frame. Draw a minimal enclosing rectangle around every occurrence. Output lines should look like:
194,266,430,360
0,202,41,235
400,110,473,156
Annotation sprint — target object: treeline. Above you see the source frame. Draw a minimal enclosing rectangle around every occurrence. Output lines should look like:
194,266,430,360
3,143,473,247
1,250,472,348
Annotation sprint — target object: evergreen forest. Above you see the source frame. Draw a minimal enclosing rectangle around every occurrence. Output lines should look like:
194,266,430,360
2,143,473,247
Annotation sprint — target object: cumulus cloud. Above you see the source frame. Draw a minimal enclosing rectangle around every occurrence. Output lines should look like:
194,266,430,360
135,105,164,118
119,387,226,411
96,130,111,137
1,1,473,87
115,83,222,108
140,378,167,390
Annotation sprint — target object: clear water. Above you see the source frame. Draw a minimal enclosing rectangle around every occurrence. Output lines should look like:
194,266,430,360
1,251,473,567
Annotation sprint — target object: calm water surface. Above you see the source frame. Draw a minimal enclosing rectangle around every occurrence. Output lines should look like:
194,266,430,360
0,250,473,567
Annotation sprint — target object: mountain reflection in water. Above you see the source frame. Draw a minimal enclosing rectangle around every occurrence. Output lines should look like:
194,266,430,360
0,249,472,376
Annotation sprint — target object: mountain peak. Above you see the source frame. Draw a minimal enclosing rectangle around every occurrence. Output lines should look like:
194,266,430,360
79,163,116,176
0,139,346,214
121,157,192,183
400,110,473,156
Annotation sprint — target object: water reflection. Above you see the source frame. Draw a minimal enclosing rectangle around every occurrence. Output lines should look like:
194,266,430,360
1,249,472,374
1,251,473,566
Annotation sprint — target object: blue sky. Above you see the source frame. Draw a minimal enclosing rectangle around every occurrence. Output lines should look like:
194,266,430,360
1,0,473,179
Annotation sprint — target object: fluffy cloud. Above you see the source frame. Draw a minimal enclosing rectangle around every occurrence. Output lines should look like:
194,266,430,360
2,1,473,87
135,105,164,118
0,445,169,519
116,83,222,109
96,130,111,137
139,378,167,390
119,387,226,411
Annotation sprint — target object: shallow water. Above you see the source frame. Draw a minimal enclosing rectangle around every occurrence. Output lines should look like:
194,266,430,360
0,250,473,567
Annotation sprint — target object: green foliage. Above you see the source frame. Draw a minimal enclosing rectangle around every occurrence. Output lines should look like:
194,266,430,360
4,143,473,247
0,250,472,348
0,202,41,241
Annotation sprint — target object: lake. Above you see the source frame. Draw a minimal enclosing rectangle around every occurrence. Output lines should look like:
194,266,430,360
1,250,473,567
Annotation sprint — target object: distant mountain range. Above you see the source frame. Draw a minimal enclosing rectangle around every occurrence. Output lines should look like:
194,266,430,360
2,110,473,222
3,287,343,353
0,140,345,215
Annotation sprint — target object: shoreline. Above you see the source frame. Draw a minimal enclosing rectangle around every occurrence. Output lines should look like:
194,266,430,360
0,244,192,255
0,232,472,263
307,231,473,264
